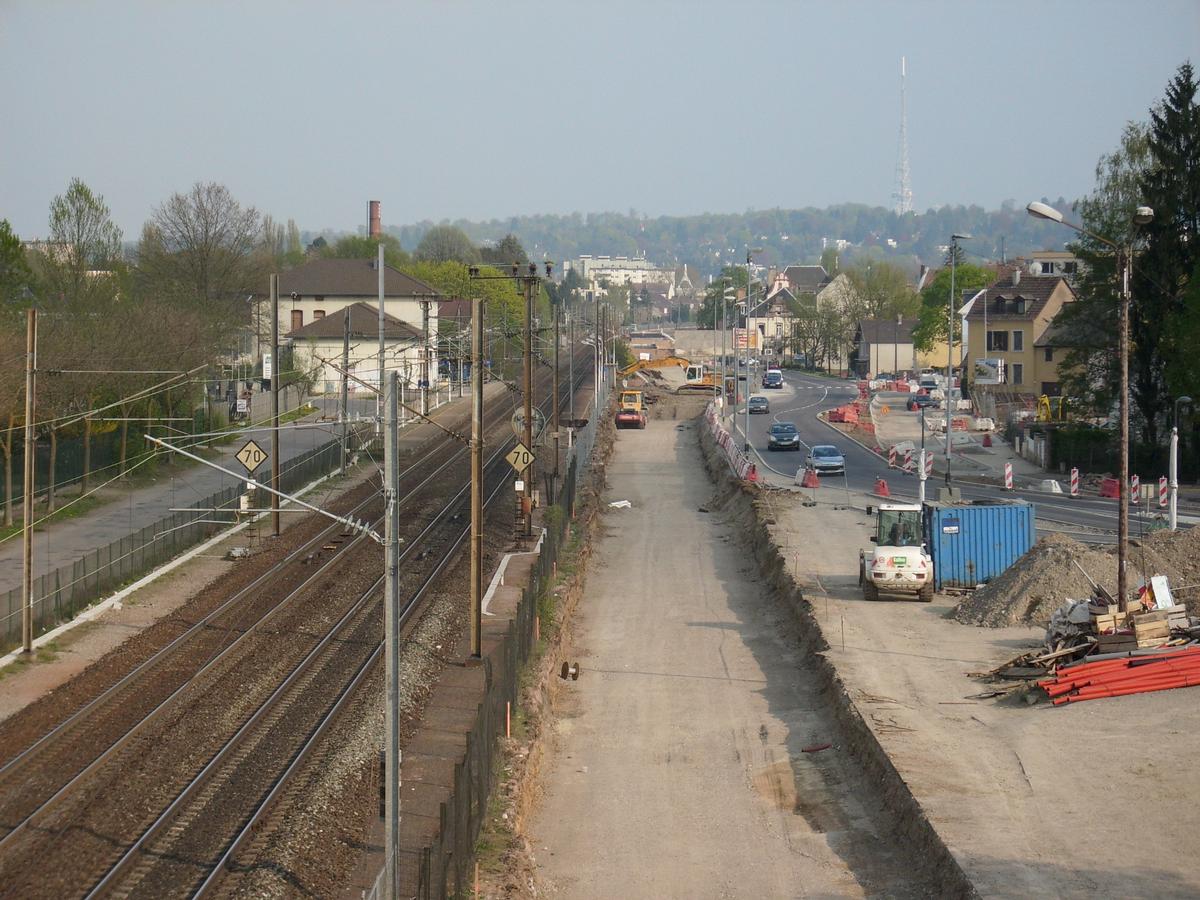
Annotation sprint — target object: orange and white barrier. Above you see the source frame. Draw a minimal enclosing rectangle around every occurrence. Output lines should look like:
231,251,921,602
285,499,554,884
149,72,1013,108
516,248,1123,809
1070,467,1080,498
1004,462,1013,490
1159,476,1168,508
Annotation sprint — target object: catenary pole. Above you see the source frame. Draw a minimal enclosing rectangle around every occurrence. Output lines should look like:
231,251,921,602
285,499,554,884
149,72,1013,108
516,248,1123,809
383,371,401,899
552,296,561,506
523,269,535,537
377,241,385,435
341,305,350,473
271,274,280,536
21,308,37,653
470,298,484,659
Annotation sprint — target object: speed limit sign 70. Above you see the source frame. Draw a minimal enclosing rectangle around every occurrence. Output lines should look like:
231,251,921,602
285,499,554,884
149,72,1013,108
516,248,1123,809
505,442,534,473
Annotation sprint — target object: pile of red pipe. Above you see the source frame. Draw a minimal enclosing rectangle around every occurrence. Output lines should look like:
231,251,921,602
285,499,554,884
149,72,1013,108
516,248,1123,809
1041,646,1200,705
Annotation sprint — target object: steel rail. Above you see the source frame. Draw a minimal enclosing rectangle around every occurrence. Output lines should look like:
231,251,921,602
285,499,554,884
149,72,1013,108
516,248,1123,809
0,401,507,850
193,439,519,898
93,426,522,898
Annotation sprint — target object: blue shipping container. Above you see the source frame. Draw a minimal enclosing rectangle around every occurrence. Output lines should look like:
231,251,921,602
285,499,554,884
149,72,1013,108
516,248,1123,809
922,501,1035,589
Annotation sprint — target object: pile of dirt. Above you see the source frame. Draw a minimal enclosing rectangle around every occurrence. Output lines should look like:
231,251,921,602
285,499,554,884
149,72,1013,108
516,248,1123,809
951,533,1116,627
953,527,1200,628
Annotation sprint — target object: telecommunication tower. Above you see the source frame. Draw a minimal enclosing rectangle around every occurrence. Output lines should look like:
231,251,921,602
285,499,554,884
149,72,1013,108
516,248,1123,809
892,56,913,215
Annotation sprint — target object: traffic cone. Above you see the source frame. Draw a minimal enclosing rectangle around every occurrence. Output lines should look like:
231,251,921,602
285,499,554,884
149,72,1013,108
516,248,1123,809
874,477,890,498
801,467,820,489
982,432,992,447
747,464,759,483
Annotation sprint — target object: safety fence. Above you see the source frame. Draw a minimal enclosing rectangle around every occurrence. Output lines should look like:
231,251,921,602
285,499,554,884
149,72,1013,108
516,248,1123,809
1,436,349,652
704,402,759,483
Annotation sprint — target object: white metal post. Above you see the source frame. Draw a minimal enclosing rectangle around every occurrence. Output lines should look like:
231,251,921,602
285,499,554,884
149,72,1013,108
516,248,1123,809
1170,426,1179,531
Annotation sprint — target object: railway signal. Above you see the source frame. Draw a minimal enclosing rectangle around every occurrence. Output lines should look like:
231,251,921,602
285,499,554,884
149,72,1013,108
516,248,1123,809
506,441,534,474
235,440,268,472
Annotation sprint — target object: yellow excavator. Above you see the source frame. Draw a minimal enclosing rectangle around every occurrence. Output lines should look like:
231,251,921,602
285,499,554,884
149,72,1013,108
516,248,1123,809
618,356,721,394
1035,394,1067,422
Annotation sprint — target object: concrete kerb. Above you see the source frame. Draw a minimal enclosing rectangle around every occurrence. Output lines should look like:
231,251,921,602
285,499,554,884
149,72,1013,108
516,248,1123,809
697,421,979,898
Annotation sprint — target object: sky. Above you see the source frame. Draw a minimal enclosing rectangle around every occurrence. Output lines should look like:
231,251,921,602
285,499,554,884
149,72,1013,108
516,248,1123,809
2,0,1198,241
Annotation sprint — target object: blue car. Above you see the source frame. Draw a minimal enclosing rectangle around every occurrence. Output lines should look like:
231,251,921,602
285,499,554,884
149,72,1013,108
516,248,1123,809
767,421,801,451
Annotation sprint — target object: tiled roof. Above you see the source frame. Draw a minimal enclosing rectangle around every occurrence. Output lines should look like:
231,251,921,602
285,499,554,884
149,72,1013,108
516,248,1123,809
286,302,421,341
964,272,1074,322
782,265,830,294
277,258,438,298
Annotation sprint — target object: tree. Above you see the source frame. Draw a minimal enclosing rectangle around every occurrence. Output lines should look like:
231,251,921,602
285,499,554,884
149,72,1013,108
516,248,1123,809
0,220,34,307
1053,122,1152,420
415,225,480,265
138,182,263,317
321,233,409,269
910,263,993,353
1134,63,1200,444
479,233,528,266
38,178,122,307
845,260,919,320
697,266,747,329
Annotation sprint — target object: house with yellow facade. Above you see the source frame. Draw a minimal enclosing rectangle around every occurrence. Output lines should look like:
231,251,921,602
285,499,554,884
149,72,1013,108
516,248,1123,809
964,269,1077,403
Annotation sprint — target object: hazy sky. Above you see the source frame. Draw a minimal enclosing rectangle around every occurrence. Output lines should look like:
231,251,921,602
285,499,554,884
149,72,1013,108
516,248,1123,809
3,0,1198,240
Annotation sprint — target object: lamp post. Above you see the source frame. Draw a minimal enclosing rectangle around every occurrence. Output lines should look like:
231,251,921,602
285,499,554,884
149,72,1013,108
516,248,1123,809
1171,395,1192,531
945,233,972,487
744,248,762,453
1027,200,1153,610
894,311,902,378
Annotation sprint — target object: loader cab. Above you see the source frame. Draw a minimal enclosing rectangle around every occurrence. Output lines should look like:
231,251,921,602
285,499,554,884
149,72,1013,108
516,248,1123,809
685,364,706,383
874,505,923,548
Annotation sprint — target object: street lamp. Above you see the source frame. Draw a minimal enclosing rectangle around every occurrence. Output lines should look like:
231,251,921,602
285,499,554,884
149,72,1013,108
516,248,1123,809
744,248,762,452
1171,395,1192,531
945,233,972,487
894,311,902,377
1027,200,1153,610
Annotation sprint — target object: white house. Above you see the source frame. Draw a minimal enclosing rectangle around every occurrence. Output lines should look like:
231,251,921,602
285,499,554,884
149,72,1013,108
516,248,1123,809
287,302,423,396
274,257,438,345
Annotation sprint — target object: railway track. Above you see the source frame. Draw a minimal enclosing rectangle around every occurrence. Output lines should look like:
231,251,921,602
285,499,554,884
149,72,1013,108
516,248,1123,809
0,352,589,898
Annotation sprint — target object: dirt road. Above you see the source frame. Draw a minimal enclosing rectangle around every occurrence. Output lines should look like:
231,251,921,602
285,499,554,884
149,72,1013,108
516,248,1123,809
526,419,935,898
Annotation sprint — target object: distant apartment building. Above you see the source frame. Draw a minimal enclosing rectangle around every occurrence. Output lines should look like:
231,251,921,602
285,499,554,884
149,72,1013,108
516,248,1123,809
564,254,676,298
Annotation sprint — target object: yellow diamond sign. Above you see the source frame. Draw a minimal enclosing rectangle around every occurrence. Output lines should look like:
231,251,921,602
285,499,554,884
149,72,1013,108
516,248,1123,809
505,442,534,474
235,439,269,472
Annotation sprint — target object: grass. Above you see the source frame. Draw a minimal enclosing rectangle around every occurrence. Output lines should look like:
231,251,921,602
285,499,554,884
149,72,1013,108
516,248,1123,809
0,639,61,679
0,494,106,542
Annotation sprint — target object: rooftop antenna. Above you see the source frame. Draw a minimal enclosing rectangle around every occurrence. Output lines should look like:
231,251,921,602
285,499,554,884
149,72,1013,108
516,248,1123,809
892,56,913,216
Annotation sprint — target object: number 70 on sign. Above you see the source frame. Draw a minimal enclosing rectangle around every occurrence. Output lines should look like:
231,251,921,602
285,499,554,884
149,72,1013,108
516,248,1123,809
505,442,534,473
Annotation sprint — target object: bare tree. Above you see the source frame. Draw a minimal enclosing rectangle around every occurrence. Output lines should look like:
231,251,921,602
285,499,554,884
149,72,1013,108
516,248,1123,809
138,182,263,321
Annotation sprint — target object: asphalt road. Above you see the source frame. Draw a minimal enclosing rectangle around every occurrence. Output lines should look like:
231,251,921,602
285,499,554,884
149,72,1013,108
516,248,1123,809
724,369,1181,543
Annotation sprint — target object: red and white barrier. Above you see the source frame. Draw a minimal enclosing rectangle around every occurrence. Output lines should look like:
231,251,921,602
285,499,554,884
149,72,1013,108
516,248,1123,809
1004,462,1013,490
1070,467,1080,498
888,445,897,469
925,452,934,477
1159,476,1168,508
903,447,914,471
1131,474,1140,498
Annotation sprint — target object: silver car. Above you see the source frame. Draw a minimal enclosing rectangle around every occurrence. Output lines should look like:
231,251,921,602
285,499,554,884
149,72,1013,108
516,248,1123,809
807,444,845,475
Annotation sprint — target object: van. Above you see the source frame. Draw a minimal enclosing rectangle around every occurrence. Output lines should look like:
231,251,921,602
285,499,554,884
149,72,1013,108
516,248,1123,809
762,369,783,389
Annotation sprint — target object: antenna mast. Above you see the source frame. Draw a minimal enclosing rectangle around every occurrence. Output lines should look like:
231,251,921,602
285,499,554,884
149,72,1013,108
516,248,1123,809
893,56,913,215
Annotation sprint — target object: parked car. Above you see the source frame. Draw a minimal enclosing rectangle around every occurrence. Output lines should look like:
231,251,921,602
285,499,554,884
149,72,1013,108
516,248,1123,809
762,369,783,389
767,421,801,451
748,396,770,414
806,444,845,474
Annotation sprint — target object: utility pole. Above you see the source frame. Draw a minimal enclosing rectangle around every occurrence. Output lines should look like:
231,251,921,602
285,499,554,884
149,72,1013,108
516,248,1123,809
21,307,36,653
383,370,401,900
552,297,561,506
340,306,350,474
522,266,535,538
271,274,281,537
470,298,484,660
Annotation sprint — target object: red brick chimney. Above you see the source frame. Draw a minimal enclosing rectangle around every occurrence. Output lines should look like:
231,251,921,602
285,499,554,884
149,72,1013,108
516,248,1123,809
368,200,381,238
